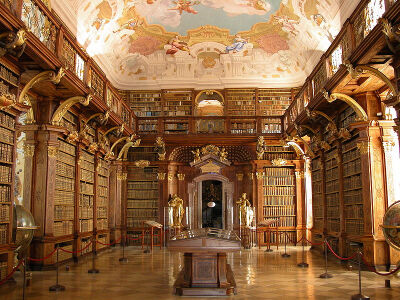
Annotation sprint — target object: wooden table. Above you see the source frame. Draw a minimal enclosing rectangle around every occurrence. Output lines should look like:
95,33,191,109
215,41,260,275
167,229,241,296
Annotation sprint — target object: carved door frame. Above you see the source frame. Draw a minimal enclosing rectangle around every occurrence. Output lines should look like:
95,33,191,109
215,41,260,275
188,173,234,230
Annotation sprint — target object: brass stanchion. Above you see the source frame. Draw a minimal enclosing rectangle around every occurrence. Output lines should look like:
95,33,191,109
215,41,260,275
319,239,332,279
351,251,370,300
88,237,99,274
297,231,309,268
119,235,128,262
281,231,290,258
22,257,26,300
49,246,66,291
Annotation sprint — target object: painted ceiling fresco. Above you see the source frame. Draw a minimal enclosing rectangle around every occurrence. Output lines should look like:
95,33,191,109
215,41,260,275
54,0,360,89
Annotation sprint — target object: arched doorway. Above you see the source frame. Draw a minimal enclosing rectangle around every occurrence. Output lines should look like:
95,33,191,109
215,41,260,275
188,173,234,230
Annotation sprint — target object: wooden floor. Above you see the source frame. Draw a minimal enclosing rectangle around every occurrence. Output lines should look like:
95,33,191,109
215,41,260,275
1,246,400,300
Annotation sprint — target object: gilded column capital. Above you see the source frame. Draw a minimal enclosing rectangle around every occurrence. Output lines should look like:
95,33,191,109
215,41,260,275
255,171,264,180
236,173,244,181
382,141,395,152
168,173,174,182
356,141,369,155
157,172,166,180
177,173,185,181
117,172,128,181
247,172,254,180
47,145,58,158
24,144,35,157
295,171,304,179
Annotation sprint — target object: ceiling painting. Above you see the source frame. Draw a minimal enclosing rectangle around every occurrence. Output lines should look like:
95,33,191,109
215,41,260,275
53,0,360,89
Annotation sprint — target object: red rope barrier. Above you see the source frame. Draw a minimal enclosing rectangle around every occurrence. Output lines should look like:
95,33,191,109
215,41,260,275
325,241,357,261
0,259,24,286
27,247,58,262
59,241,93,254
96,236,122,246
283,231,304,244
361,256,400,276
305,237,324,246
126,235,143,241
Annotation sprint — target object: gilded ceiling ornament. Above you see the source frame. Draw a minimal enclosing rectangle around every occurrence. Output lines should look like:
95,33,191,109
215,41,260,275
135,160,150,168
202,56,216,68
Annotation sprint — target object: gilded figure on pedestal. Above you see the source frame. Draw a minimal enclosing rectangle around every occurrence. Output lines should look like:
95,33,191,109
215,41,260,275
168,194,184,228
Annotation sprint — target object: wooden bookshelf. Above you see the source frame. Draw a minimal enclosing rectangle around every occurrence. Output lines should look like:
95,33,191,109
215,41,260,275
311,156,324,232
127,167,159,229
0,108,16,282
257,89,292,116
138,119,158,134
79,150,95,234
324,147,340,234
163,90,193,116
261,118,282,134
230,119,256,134
262,167,296,244
226,89,256,116
127,146,158,162
164,119,189,134
97,157,109,231
54,138,76,237
262,146,296,160
122,91,162,117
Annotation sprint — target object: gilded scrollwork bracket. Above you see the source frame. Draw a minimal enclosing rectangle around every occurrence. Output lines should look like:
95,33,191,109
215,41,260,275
51,94,92,126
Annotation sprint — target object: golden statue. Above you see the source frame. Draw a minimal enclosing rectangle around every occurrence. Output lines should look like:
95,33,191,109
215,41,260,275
256,136,265,160
191,148,201,162
168,194,184,228
236,193,254,227
219,147,228,162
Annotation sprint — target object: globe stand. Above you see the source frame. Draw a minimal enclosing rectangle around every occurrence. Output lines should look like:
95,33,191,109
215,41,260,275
49,247,66,291
319,239,332,279
351,251,369,300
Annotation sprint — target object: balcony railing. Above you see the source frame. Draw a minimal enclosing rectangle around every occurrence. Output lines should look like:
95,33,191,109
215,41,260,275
136,116,282,135
0,0,135,130
283,0,398,132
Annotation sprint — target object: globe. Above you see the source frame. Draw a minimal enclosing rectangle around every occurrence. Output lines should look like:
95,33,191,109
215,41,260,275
382,201,400,251
12,204,38,259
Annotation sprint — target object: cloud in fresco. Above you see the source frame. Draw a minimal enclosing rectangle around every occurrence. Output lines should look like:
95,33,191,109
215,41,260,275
135,0,182,28
201,0,271,16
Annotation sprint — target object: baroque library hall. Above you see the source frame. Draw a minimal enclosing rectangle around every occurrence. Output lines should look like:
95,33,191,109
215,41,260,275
2,0,400,299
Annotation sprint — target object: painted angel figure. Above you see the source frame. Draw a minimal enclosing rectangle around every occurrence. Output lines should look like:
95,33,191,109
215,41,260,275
169,0,200,15
166,35,195,57
245,0,267,11
113,18,143,33
226,34,248,53
273,15,299,36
